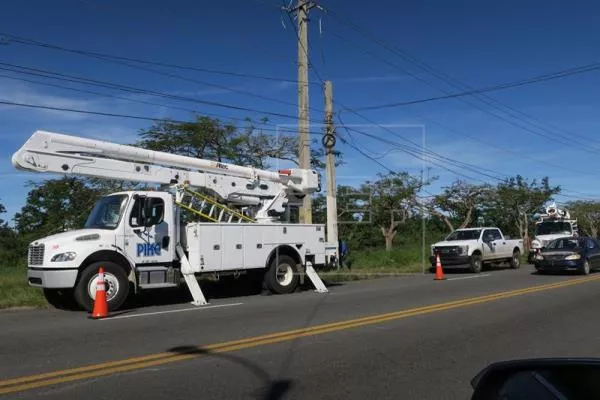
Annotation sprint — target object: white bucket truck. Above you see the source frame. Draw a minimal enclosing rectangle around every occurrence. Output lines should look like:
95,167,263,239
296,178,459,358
12,131,335,311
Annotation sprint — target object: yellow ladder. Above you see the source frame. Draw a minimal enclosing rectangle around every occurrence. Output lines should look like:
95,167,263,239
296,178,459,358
175,186,255,223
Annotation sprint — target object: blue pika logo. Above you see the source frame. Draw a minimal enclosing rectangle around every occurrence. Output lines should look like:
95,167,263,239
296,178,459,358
137,243,162,257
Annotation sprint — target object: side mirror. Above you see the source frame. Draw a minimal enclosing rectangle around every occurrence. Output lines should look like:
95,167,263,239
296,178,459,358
471,358,600,400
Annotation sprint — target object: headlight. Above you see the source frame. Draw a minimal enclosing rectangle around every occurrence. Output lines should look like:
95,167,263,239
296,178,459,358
457,245,469,255
535,254,544,260
51,252,77,262
565,254,581,260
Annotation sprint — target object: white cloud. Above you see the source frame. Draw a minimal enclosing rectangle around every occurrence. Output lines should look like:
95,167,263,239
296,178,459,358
0,81,95,121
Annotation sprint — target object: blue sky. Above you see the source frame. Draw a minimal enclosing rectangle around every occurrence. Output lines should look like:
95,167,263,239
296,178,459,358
1,0,600,220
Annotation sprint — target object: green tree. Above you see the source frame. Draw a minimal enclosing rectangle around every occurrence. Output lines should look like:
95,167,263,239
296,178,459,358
365,172,426,251
0,202,24,266
138,116,341,171
427,180,491,232
0,202,6,226
566,201,600,238
489,176,560,242
14,178,101,239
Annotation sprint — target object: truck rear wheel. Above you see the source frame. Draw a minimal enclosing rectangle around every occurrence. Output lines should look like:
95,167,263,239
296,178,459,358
264,255,300,294
43,288,77,310
510,250,521,269
74,261,129,312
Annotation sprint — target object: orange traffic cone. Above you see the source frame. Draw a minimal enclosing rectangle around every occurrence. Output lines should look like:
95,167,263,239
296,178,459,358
91,267,108,319
434,253,446,281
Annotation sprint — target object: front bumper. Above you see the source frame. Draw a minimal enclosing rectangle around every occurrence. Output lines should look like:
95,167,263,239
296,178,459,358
429,255,471,269
28,267,79,288
534,260,582,272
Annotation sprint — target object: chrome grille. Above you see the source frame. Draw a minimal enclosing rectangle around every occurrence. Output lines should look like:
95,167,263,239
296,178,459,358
28,244,45,266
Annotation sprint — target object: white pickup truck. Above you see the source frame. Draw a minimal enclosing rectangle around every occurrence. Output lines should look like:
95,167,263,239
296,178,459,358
430,227,524,273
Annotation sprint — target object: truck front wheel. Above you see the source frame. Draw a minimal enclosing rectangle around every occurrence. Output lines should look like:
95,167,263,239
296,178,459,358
74,261,130,312
470,254,483,273
264,255,300,294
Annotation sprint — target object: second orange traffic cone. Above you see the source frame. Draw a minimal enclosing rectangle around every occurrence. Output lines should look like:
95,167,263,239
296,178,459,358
434,253,446,281
91,267,108,319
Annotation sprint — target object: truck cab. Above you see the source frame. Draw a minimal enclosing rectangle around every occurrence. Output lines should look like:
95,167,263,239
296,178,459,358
28,191,177,311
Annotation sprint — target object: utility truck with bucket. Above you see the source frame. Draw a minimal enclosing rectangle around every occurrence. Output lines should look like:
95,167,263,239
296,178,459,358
12,130,335,311
528,203,578,263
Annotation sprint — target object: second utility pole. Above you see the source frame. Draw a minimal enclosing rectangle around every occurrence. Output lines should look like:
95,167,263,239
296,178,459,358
324,80,338,248
297,0,314,223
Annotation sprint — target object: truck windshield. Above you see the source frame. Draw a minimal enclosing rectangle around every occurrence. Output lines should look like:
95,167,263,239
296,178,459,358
84,195,128,230
536,222,572,235
445,230,481,241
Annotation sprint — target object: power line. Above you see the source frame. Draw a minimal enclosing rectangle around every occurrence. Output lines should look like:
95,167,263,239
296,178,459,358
288,10,508,181
0,99,193,123
276,14,487,187
0,98,322,137
329,29,600,155
325,16,600,153
339,127,599,202
0,72,324,136
294,26,515,182
338,106,509,177
0,33,313,85
0,61,326,123
322,29,600,184
353,63,600,111
407,111,595,177
1,34,323,113
337,114,503,183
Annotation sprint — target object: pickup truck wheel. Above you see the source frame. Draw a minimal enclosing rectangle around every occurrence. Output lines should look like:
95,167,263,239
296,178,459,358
43,288,77,310
510,250,521,269
74,261,130,312
264,255,300,294
470,254,483,273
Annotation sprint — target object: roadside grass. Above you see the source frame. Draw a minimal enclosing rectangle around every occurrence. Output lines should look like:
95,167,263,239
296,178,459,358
322,246,428,282
0,266,46,309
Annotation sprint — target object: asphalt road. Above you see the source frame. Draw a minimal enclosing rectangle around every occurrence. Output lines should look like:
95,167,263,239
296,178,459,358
2,265,600,399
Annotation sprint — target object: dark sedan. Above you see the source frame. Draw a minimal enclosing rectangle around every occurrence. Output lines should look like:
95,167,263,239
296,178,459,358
534,236,600,275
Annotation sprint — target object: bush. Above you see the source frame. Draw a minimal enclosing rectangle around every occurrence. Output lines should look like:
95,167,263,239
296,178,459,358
0,266,46,309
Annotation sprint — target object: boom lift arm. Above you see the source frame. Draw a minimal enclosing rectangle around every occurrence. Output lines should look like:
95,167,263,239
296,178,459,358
12,130,321,221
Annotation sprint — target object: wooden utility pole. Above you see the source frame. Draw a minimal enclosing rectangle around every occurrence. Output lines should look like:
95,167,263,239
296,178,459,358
297,0,313,223
323,81,338,246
